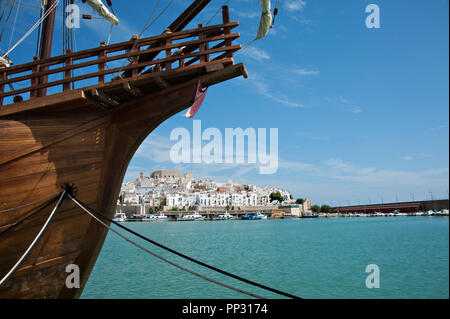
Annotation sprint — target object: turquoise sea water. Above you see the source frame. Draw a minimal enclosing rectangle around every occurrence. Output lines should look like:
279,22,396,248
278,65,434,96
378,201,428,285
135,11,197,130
81,217,449,299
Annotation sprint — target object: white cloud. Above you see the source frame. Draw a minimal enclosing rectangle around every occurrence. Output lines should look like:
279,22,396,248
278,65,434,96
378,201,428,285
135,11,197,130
402,156,414,161
291,69,320,76
246,72,304,108
284,1,311,25
240,46,271,62
350,107,362,113
321,159,448,187
286,0,307,12
135,134,172,163
278,157,448,189
324,96,363,114
233,10,260,19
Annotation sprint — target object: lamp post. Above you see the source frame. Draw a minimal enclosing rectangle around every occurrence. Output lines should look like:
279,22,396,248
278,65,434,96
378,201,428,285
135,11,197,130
410,193,415,202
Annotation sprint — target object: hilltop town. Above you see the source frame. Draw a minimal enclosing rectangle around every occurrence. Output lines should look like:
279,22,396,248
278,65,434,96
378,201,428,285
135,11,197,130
117,170,312,217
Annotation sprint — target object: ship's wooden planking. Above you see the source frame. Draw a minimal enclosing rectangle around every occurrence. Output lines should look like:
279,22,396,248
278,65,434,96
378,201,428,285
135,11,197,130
0,62,247,298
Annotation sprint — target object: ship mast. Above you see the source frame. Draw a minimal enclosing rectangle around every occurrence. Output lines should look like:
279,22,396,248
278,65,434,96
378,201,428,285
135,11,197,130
38,0,57,96
39,0,57,61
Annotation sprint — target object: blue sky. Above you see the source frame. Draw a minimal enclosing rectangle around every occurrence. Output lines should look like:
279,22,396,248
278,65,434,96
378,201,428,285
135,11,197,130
2,0,448,206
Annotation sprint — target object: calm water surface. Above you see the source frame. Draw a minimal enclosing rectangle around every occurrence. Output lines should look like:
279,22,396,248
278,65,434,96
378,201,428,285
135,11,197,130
81,217,449,299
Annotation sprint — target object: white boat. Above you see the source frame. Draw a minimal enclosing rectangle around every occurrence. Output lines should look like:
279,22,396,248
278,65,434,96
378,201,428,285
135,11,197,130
178,212,205,221
254,212,267,220
414,211,425,216
441,209,449,216
215,212,234,220
144,213,168,221
426,210,435,216
112,212,126,222
375,212,386,217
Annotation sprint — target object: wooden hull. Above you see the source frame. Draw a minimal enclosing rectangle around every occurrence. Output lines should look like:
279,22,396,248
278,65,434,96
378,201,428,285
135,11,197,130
0,64,246,298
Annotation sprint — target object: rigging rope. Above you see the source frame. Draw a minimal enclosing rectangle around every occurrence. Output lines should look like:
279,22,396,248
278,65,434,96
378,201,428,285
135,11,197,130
100,0,161,77
70,194,264,299
0,0,16,41
7,0,20,51
205,0,230,26
111,0,176,79
35,2,44,57
272,0,280,26
0,190,66,289
105,23,112,45
0,0,11,25
2,0,59,58
139,0,161,37
69,194,302,299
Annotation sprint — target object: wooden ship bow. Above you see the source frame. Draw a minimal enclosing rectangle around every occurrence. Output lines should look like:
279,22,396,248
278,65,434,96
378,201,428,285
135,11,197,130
0,0,247,298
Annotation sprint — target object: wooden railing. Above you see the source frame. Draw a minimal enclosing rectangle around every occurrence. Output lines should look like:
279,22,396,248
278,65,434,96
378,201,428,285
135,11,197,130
0,18,240,106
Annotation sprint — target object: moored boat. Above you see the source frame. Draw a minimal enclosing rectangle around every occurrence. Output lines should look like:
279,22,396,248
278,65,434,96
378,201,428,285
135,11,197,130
177,212,205,221
126,214,145,222
242,212,267,220
112,212,126,222
144,213,168,221
254,212,267,220
214,212,234,220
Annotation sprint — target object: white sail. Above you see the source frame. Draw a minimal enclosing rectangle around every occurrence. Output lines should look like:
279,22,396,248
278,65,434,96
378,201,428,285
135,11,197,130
256,0,272,39
86,0,119,26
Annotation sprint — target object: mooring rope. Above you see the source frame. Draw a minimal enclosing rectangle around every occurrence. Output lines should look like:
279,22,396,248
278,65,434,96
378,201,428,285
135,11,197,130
0,191,61,214
69,194,264,299
0,193,60,236
69,194,301,299
0,190,66,289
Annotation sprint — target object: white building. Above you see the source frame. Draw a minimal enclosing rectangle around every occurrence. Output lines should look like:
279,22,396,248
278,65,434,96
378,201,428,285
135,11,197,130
121,171,294,209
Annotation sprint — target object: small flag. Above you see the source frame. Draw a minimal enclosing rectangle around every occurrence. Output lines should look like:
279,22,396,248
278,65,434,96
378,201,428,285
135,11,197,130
184,81,208,118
